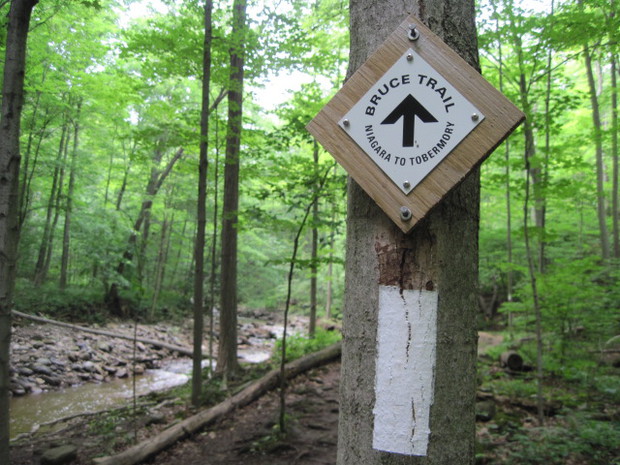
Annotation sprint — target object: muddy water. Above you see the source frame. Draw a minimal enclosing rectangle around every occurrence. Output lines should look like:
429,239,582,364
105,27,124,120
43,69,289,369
10,360,192,439
10,351,273,440
10,317,287,440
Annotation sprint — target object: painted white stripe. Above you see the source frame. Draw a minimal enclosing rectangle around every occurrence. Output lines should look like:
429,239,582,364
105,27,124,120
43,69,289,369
373,286,438,456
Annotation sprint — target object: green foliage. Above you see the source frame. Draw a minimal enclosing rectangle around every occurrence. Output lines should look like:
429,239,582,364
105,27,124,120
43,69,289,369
273,327,341,363
13,280,106,324
503,418,620,465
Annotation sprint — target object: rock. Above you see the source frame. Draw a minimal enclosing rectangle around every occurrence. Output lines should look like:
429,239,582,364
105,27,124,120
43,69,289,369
82,361,97,373
32,364,54,377
133,364,145,375
97,342,113,353
36,357,52,366
146,412,166,426
115,368,128,378
71,363,84,372
40,375,62,387
17,367,33,376
40,444,78,465
9,383,26,396
476,400,496,422
50,357,66,368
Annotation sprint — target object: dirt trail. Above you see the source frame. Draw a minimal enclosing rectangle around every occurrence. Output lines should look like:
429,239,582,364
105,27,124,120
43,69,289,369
152,361,340,465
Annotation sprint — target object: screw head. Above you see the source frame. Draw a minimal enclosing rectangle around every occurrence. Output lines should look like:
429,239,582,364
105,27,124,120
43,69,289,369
471,113,479,122
403,180,411,189
343,119,350,127
399,206,412,221
407,53,413,62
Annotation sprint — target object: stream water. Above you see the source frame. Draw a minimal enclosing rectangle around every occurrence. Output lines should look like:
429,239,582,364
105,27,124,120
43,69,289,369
10,349,272,440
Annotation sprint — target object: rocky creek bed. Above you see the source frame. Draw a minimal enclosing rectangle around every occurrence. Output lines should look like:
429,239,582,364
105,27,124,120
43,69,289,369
8,309,296,398
9,320,194,397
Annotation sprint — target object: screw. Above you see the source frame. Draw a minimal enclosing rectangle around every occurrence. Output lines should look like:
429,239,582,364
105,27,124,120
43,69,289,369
343,119,350,127
407,53,413,62
403,181,411,189
408,25,420,41
399,206,412,221
471,113,479,122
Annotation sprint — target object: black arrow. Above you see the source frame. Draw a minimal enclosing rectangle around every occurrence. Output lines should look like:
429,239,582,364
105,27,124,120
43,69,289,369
381,94,438,147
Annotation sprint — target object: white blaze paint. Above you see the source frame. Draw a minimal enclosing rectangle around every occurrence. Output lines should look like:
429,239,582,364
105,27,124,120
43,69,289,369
373,286,438,456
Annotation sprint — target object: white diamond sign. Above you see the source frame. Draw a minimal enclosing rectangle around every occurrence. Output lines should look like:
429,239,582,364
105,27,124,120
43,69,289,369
338,48,484,195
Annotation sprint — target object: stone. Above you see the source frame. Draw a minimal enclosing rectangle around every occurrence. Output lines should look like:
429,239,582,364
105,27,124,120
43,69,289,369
17,367,33,376
476,400,496,422
40,444,78,465
32,365,54,377
146,412,166,426
82,361,96,373
97,342,113,352
40,375,62,387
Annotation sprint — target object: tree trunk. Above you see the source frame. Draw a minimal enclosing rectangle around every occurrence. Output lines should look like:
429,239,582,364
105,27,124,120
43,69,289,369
0,1,38,461
217,0,247,377
33,116,68,286
584,42,611,260
338,2,480,464
192,0,213,407
150,215,170,318
106,148,184,316
611,53,618,258
309,140,319,337
60,99,81,290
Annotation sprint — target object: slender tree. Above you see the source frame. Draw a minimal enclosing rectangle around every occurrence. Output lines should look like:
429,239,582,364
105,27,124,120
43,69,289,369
0,1,39,461
217,0,247,378
60,99,82,290
309,140,319,337
192,0,213,407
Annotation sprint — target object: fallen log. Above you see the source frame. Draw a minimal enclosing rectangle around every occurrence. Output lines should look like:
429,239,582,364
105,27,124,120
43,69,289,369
93,341,342,465
500,350,524,371
11,310,196,358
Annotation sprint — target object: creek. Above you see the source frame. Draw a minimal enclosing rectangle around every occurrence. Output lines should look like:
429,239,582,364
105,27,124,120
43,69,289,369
10,348,273,440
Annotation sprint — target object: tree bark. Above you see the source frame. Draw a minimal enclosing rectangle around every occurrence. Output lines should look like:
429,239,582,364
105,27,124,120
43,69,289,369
60,99,81,290
611,53,618,258
0,1,38,461
217,0,247,377
192,0,213,407
583,42,611,260
338,2,480,464
309,140,319,337
33,115,68,286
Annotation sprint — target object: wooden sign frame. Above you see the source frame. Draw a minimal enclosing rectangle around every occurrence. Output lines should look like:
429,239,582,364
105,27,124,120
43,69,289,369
307,14,525,233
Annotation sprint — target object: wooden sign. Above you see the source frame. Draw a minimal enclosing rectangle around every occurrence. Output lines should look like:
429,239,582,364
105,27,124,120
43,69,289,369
307,14,525,233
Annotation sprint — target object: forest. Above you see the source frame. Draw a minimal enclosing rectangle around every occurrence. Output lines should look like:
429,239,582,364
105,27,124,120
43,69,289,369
0,0,619,464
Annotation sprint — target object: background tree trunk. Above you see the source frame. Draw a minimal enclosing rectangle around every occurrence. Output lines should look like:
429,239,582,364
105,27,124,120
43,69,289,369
338,1,480,464
60,100,81,290
309,140,319,337
217,0,247,377
192,0,213,407
583,41,611,260
0,1,39,461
